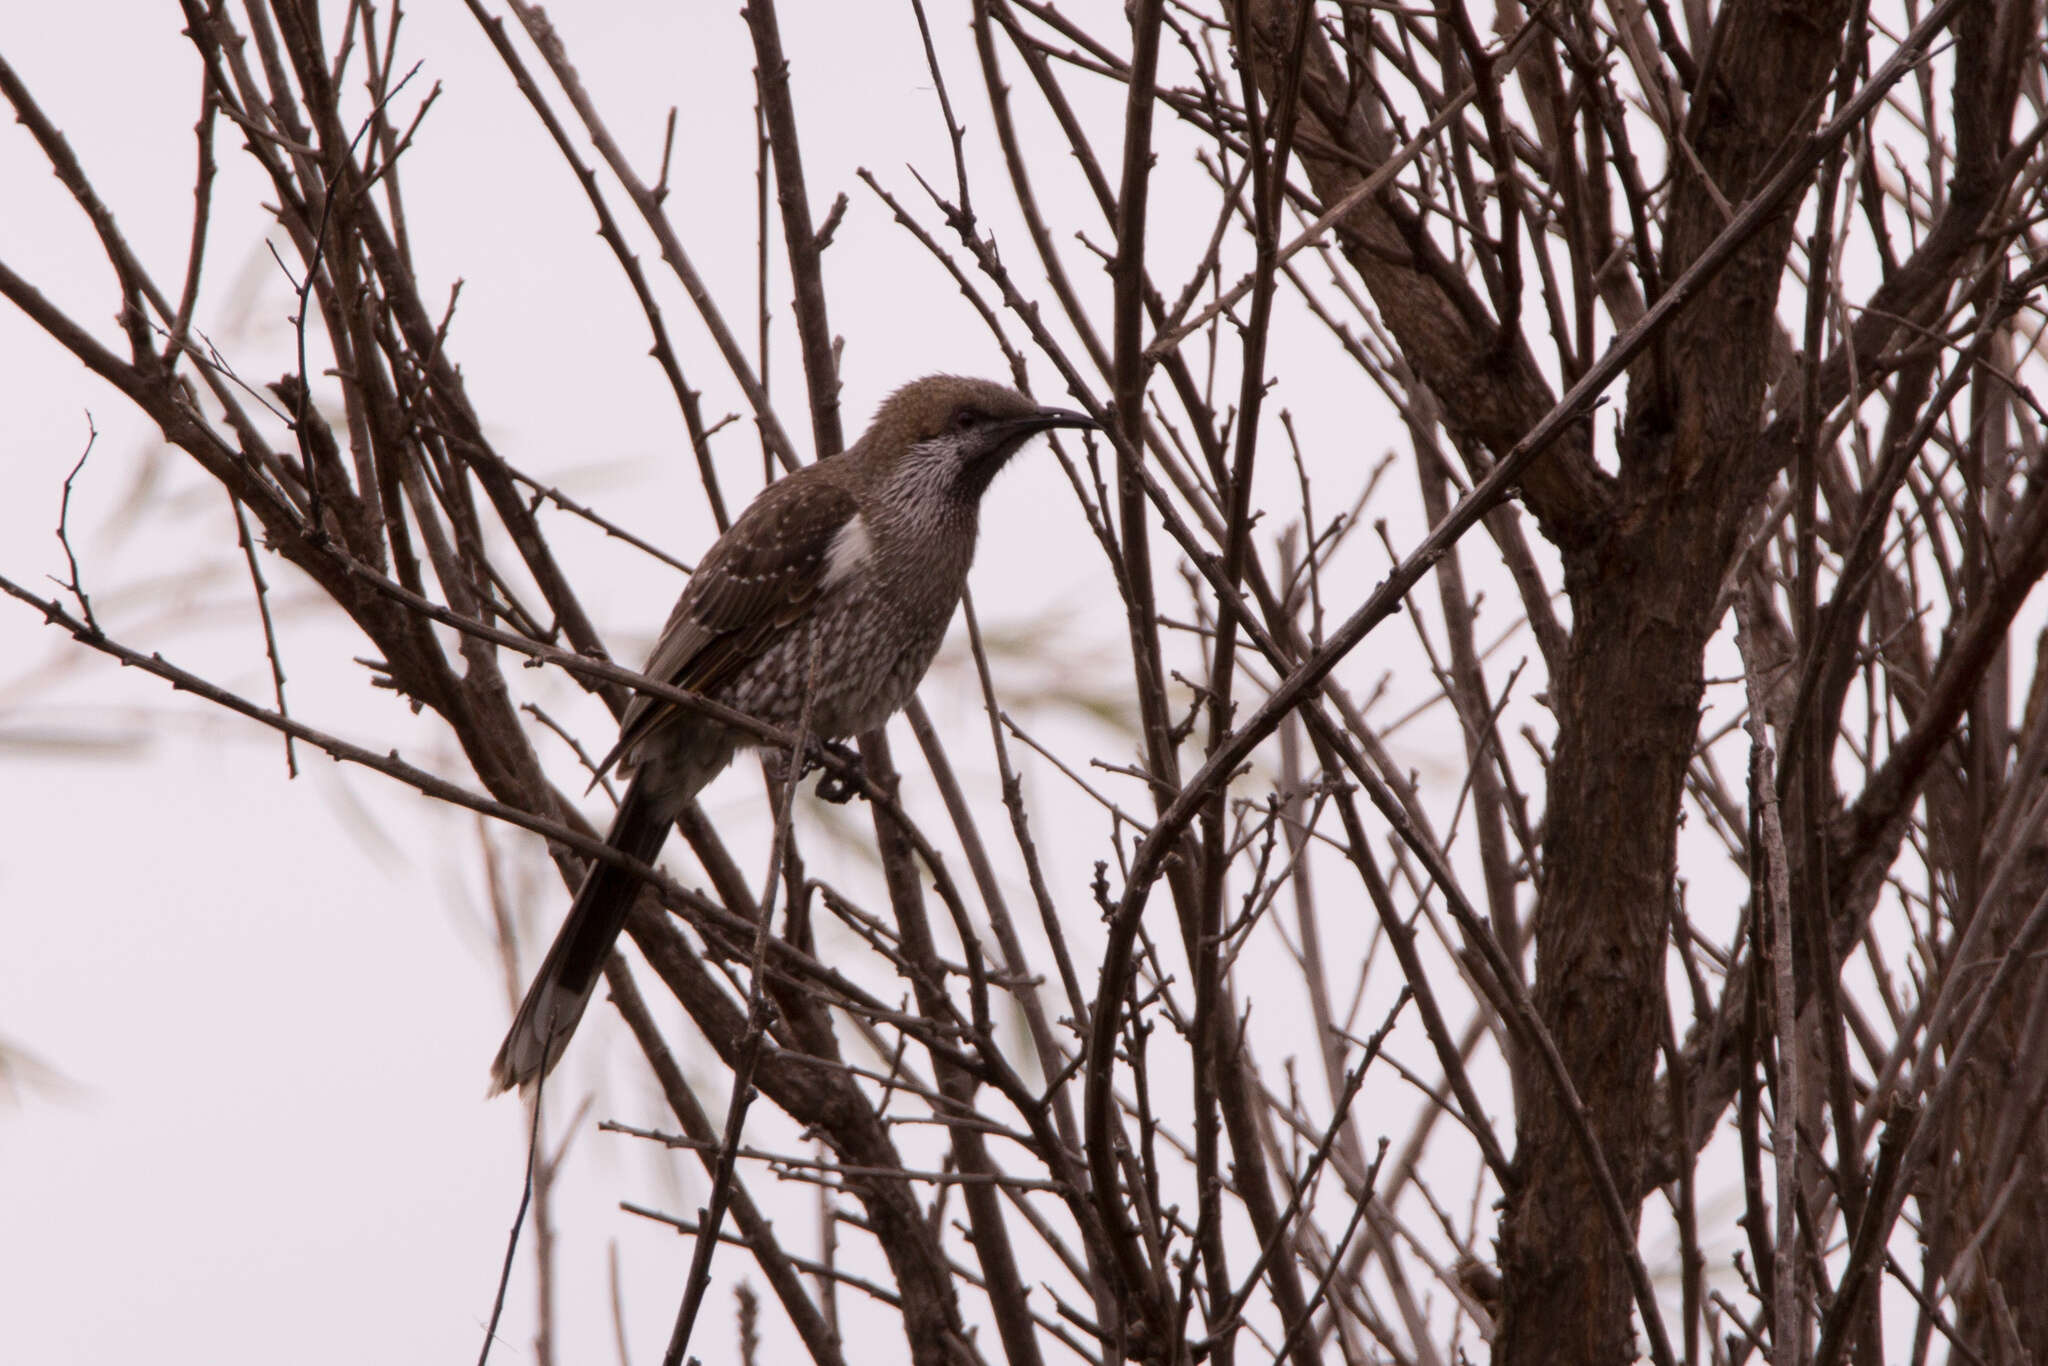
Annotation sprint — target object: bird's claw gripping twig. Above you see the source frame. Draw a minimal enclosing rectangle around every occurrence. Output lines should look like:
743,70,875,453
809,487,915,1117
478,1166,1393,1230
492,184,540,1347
804,739,865,804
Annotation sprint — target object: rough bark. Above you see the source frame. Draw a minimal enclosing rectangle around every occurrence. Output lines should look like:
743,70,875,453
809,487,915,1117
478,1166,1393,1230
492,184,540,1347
1235,0,1855,1358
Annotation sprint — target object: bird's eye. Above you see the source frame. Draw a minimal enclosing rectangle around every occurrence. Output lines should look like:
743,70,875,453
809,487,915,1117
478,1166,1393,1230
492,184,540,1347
952,408,982,432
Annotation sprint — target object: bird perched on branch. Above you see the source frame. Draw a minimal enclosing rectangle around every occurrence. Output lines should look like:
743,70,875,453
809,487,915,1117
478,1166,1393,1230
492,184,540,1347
491,375,1096,1092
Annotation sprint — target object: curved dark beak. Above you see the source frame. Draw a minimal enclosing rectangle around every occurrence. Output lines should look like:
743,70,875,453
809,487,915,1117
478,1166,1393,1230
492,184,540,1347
969,406,1100,479
1007,405,1100,437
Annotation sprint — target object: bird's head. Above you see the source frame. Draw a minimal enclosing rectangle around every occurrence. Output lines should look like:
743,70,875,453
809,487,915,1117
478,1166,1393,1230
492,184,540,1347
857,374,1098,508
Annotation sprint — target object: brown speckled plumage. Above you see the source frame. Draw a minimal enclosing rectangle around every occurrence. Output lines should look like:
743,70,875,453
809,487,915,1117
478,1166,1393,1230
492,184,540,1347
491,376,1095,1091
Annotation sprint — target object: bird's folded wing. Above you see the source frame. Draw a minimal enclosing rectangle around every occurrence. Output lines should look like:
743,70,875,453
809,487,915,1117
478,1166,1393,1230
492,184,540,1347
600,473,859,774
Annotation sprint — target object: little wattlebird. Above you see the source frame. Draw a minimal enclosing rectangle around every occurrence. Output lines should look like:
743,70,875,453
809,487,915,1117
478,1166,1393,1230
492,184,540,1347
490,374,1097,1092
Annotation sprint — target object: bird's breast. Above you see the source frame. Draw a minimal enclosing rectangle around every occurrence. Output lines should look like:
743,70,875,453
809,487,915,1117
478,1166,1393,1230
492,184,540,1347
706,568,962,743
806,574,960,737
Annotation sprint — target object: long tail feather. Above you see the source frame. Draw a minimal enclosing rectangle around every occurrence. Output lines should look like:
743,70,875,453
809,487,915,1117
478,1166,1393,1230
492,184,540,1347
489,778,674,1093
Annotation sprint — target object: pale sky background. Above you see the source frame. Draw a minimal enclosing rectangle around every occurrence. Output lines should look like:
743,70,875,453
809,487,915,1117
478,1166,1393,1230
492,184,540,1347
0,4,1766,1363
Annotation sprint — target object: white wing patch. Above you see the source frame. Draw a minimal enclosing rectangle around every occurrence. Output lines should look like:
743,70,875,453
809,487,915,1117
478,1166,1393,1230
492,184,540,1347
821,512,873,590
